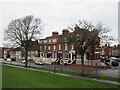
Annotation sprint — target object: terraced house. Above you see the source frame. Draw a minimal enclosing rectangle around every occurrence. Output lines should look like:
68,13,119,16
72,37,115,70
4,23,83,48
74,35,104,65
39,29,100,64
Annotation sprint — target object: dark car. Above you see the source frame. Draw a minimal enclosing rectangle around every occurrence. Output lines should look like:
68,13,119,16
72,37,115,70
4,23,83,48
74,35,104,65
100,56,105,62
111,61,119,67
105,57,110,62
11,58,16,61
100,56,110,62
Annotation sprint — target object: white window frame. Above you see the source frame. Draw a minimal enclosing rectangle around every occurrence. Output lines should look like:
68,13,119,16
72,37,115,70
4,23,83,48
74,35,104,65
49,39,51,43
53,45,56,50
44,46,46,50
65,44,67,50
59,44,61,50
43,40,47,43
48,46,51,50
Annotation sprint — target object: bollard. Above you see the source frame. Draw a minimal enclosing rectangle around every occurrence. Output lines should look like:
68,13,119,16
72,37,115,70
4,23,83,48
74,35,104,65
96,69,97,76
87,69,89,75
53,65,56,73
42,65,44,69
95,64,98,77
61,67,62,71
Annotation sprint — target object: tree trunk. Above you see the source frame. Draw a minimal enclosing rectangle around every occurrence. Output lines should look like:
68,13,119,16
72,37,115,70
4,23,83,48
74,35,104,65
25,47,28,67
91,45,95,66
81,53,85,75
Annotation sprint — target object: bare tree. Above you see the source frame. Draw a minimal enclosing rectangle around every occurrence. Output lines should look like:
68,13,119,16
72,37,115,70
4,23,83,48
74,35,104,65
61,20,113,75
96,22,115,45
4,15,42,67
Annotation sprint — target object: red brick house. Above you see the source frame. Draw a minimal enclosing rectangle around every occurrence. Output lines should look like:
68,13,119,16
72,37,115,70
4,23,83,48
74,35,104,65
111,45,120,58
39,29,100,62
100,44,112,56
0,47,4,58
99,44,120,58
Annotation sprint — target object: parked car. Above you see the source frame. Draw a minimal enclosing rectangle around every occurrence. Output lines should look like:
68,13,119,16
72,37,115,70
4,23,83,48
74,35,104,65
111,61,119,67
110,57,120,62
6,58,11,62
21,58,25,63
100,56,110,62
105,57,110,62
21,60,25,63
110,57,119,67
100,56,105,62
11,58,16,61
34,60,44,65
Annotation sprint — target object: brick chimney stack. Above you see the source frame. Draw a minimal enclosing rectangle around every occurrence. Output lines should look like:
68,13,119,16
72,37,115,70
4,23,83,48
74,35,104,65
52,32,59,36
62,29,69,35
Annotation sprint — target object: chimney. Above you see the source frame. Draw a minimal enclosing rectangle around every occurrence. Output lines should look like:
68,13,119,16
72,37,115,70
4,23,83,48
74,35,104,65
52,32,59,36
62,29,69,35
74,24,80,31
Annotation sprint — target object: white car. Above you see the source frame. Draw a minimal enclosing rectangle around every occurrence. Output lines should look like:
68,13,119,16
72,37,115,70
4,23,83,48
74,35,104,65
34,60,44,65
110,57,120,62
21,60,25,63
7,58,11,62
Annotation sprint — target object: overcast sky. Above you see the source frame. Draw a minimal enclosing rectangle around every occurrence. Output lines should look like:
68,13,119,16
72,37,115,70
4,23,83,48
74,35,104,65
0,0,119,47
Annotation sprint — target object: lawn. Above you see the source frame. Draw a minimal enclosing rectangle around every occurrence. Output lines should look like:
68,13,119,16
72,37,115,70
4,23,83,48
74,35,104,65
3,62,119,82
2,65,119,88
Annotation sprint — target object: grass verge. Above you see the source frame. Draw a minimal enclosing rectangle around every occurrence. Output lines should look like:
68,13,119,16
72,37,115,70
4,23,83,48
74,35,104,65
2,65,119,88
2,62,120,83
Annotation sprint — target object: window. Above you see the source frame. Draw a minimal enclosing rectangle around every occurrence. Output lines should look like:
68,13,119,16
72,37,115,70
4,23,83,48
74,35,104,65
39,41,42,44
65,44,67,50
49,39,51,43
53,45,56,50
44,46,46,50
71,45,74,50
40,46,42,50
53,39,57,42
59,44,61,50
48,46,51,50
63,51,69,58
43,40,47,43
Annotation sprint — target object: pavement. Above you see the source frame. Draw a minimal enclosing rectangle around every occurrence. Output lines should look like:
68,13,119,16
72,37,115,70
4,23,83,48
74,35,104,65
0,60,120,78
1,63,119,85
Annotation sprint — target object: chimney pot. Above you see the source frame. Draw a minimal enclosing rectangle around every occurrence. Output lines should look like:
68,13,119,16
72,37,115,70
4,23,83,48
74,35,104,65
62,29,69,35
52,32,59,36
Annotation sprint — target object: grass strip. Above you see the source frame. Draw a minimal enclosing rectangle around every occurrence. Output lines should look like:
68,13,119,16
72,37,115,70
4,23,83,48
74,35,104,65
2,62,119,82
2,65,119,88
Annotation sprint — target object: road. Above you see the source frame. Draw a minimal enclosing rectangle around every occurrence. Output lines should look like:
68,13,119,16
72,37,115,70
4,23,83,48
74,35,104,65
0,60,120,78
